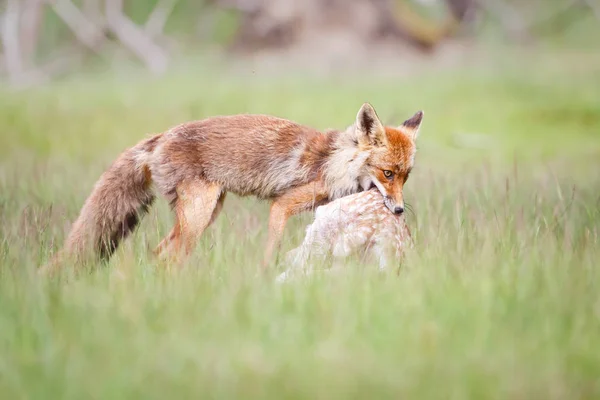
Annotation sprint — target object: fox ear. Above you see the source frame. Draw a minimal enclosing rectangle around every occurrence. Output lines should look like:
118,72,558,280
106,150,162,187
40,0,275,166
400,110,424,141
356,103,386,147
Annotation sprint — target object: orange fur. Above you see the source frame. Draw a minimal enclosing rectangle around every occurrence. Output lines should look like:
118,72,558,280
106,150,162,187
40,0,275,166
264,181,329,267
44,104,423,271
356,109,423,215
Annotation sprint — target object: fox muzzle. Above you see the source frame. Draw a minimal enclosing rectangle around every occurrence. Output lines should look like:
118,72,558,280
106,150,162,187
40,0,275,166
384,196,404,215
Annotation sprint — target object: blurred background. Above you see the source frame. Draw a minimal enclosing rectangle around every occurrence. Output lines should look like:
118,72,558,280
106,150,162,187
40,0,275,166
1,0,599,85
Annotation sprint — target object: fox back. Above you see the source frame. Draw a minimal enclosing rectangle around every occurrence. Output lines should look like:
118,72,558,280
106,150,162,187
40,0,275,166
149,115,333,203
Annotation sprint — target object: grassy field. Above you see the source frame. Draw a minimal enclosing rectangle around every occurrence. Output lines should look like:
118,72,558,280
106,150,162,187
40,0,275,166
1,50,599,399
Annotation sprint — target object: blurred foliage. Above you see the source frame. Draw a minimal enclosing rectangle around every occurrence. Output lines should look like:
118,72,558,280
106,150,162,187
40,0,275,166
19,0,600,56
0,0,597,87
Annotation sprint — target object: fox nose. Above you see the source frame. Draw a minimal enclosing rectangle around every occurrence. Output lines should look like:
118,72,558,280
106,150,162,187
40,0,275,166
393,206,404,215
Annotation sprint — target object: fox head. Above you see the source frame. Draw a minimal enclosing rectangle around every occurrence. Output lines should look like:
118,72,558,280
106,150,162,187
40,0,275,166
354,103,423,215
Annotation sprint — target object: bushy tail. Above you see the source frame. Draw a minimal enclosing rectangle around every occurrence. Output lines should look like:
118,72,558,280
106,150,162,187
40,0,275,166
42,134,161,272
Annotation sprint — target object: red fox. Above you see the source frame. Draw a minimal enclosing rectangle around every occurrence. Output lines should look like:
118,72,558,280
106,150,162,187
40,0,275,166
44,103,422,271
277,188,413,282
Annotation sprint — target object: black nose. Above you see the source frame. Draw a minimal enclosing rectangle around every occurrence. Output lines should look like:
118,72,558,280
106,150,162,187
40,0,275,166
393,206,404,215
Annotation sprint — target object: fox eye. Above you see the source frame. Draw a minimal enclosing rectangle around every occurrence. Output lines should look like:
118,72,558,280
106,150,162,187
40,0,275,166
383,170,393,179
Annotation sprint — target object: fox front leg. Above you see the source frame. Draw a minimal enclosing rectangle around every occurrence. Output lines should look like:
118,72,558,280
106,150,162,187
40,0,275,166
263,182,329,270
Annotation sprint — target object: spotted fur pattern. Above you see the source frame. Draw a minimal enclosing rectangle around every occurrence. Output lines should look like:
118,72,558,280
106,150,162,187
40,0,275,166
277,189,413,282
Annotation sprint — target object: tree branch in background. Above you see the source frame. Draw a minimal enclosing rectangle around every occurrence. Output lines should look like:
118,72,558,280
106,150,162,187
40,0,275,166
34,46,84,81
444,0,475,22
9,48,84,88
105,0,169,74
20,0,44,68
475,0,530,41
82,0,105,26
1,0,24,83
144,0,177,38
50,0,106,53
528,0,586,36
581,0,600,21
388,0,467,50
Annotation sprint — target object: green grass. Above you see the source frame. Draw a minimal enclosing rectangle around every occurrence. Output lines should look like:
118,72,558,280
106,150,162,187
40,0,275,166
1,51,599,399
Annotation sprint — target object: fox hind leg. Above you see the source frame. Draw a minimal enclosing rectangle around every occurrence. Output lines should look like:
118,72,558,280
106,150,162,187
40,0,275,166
209,192,227,225
154,180,223,264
